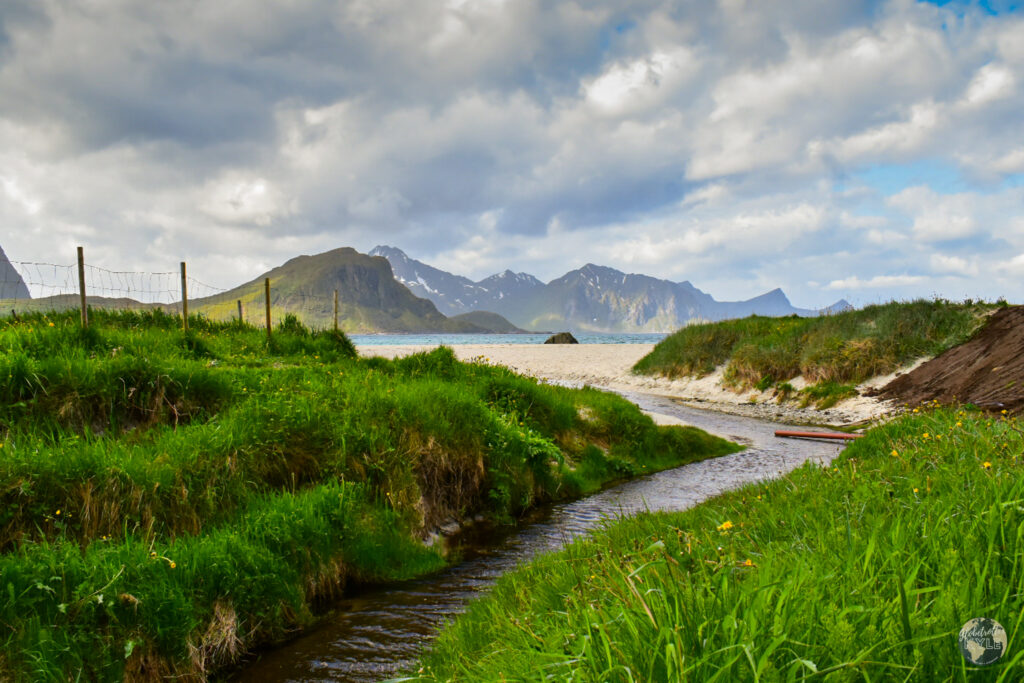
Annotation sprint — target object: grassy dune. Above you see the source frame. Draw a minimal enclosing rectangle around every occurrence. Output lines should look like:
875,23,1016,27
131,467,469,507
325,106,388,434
415,405,1023,681
0,310,736,681
633,299,1001,407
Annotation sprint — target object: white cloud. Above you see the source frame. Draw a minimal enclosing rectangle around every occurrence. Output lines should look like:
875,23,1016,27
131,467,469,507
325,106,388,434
199,176,293,226
0,0,1022,308
990,148,1024,175
996,253,1024,276
584,48,698,113
1,176,42,215
962,63,1016,108
564,201,830,288
681,183,731,207
825,274,927,290
888,186,978,241
838,211,888,229
930,253,978,276
823,101,941,163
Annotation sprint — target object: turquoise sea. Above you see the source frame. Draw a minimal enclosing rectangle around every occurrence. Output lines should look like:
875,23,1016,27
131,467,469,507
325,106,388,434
349,332,667,346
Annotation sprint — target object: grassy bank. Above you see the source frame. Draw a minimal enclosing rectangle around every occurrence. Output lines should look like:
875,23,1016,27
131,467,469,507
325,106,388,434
414,406,1023,681
634,299,1001,406
0,309,738,681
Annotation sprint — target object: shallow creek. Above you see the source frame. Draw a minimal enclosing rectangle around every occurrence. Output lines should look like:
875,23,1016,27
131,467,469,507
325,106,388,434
230,392,848,682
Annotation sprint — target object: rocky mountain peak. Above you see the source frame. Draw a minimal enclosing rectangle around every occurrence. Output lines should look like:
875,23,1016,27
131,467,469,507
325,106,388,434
480,270,543,287
759,288,790,303
0,246,30,300
370,246,843,333
369,245,410,263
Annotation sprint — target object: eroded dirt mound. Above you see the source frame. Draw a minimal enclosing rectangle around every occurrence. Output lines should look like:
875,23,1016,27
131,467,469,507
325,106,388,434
873,305,1024,413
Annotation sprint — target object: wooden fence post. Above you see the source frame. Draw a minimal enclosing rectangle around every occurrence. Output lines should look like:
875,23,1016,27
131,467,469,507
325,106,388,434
264,278,272,339
333,289,339,332
77,246,88,328
180,262,188,332
237,299,243,324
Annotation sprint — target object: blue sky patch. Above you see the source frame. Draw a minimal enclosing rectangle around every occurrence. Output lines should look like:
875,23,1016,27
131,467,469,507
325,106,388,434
920,0,1022,15
851,161,968,195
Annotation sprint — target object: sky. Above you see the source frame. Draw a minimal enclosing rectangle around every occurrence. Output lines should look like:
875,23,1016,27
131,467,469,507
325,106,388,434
1,0,1023,308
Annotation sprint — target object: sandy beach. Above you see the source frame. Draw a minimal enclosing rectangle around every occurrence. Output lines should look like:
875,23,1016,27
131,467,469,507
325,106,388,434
358,343,899,426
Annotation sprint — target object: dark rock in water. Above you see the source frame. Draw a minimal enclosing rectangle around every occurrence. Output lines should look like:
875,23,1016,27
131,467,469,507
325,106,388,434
544,332,578,344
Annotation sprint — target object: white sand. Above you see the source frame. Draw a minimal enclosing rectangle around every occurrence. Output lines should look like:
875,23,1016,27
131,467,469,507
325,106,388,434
357,343,904,426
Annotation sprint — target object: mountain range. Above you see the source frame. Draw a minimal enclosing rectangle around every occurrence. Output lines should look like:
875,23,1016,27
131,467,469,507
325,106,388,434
1,242,849,334
0,246,523,333
370,246,849,333
186,247,526,334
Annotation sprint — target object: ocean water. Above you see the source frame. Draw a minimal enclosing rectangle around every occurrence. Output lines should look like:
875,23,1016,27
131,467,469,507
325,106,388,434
349,332,667,346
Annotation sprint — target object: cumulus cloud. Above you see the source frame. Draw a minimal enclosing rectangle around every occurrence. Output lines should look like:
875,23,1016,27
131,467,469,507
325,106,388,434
825,274,928,290
199,175,294,226
887,186,979,241
929,253,978,277
0,0,1022,307
998,253,1024,275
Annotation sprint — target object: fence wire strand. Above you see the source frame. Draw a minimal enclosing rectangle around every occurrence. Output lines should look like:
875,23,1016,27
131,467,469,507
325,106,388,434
2,254,345,331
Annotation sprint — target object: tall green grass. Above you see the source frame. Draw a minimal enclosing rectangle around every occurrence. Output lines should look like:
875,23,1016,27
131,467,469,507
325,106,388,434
634,300,1000,397
415,406,1024,681
0,309,737,680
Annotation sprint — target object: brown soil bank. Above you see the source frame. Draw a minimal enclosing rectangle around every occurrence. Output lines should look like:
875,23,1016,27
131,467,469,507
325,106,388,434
873,305,1024,413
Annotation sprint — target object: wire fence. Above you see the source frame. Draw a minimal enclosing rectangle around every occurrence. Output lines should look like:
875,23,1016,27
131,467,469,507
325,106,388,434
0,248,347,332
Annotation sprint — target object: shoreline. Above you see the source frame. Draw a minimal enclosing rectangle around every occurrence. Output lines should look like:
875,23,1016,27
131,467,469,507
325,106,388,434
357,343,902,427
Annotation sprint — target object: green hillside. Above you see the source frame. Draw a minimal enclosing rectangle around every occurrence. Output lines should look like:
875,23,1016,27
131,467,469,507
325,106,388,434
0,309,737,680
1,294,163,315
415,405,1024,680
634,299,1002,404
188,247,490,333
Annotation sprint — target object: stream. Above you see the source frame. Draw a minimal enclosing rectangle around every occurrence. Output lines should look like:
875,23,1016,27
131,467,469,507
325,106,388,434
230,392,848,682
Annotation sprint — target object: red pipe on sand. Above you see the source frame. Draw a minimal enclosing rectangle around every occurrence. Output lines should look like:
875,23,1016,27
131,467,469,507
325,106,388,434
774,430,863,441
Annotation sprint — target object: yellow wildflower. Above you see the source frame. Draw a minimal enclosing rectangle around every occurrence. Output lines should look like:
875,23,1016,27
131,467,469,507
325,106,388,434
169,561,176,569
912,408,919,413
717,520,734,532
891,449,899,457
913,488,919,493
922,433,929,439
983,461,992,469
